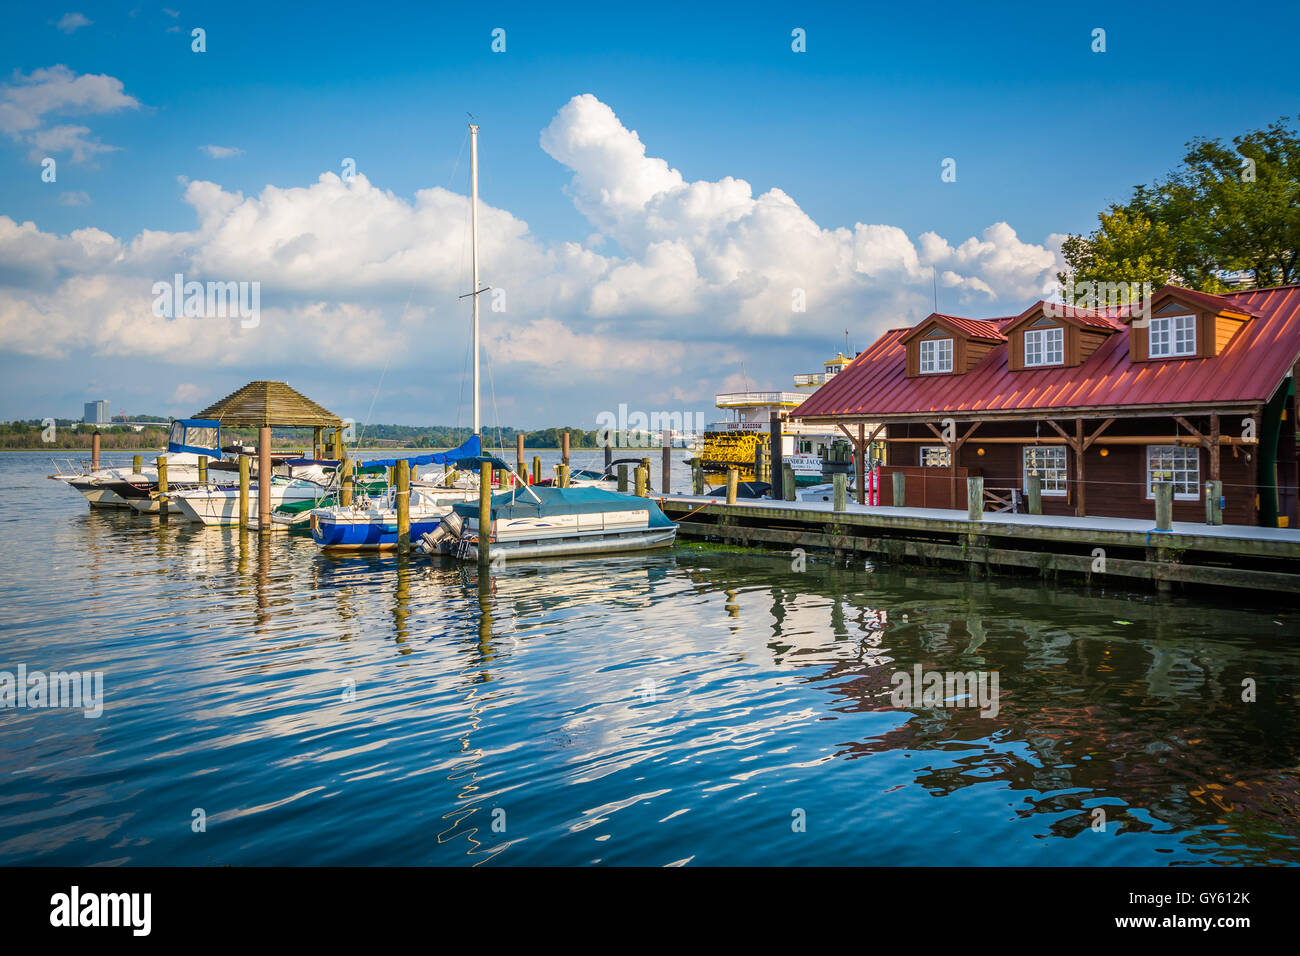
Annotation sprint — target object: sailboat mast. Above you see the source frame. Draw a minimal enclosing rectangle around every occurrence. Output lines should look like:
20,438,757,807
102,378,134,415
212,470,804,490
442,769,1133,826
469,122,481,436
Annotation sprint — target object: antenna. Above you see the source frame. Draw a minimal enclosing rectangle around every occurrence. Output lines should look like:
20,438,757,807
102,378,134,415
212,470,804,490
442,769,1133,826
844,328,850,357
932,265,938,312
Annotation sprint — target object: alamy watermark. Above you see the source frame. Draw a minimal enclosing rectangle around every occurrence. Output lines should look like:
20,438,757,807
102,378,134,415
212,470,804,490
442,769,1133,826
890,665,1000,718
595,404,706,448
152,273,260,328
1047,278,1153,327
0,664,103,718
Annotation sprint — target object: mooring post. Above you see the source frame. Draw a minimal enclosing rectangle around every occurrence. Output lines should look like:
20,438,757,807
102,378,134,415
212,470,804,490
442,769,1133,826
558,463,570,488
640,457,651,489
396,459,410,553
561,431,570,468
1028,474,1043,515
516,434,526,479
833,472,847,512
769,411,784,499
618,463,629,493
333,427,343,463
604,440,613,472
1154,480,1173,531
783,464,796,501
156,455,168,520
91,430,101,472
531,455,541,486
892,471,906,508
312,426,322,461
1205,480,1224,526
692,458,705,495
239,455,250,527
726,468,739,505
634,465,647,497
198,455,208,486
662,431,672,494
967,476,984,521
753,441,764,486
258,426,272,532
478,462,492,567
341,458,353,507
132,454,142,474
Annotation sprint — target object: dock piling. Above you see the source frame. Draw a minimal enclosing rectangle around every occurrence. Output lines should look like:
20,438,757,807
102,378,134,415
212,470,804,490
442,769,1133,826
967,476,984,521
558,463,570,488
618,464,629,493
156,455,168,520
1154,481,1174,530
396,460,410,553
833,472,847,512
769,412,784,499
561,431,570,468
692,458,705,495
516,434,526,479
1027,475,1043,515
604,441,613,472
198,455,208,486
478,462,492,567
132,454,142,475
341,458,353,507
91,431,101,472
662,431,671,494
1206,481,1224,526
531,455,541,487
783,464,796,502
892,471,906,507
239,456,250,527
258,426,272,531
726,468,738,505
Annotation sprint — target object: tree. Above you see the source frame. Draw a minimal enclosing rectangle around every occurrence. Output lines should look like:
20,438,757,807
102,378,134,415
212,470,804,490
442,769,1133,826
1060,116,1300,292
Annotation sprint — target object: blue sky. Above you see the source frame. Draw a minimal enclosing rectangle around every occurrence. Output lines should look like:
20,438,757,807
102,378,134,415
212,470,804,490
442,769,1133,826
1,1,1297,428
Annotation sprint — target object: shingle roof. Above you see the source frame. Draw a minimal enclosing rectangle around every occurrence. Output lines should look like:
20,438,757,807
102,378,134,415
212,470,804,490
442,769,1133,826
193,381,342,428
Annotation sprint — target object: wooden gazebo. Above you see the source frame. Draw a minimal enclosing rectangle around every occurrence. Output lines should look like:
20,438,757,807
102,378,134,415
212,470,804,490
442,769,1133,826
194,381,343,529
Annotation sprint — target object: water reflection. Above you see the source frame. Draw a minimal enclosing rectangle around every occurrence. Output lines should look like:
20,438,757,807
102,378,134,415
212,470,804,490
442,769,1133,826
2,450,1299,865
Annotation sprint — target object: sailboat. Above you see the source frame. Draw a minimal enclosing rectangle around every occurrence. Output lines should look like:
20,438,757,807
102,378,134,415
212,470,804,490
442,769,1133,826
414,124,678,563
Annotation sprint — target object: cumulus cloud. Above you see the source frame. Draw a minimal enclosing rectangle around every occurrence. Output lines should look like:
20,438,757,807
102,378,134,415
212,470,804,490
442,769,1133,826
57,190,90,206
0,93,1065,415
0,65,139,163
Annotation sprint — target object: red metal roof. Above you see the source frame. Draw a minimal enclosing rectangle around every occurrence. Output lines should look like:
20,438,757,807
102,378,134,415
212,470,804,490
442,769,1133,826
793,285,1300,420
901,313,1008,342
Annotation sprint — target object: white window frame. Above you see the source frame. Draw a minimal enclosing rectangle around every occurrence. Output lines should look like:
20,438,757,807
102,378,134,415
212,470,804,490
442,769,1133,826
920,445,951,468
1023,445,1068,496
1148,313,1196,358
919,338,953,374
1024,327,1064,367
1146,445,1200,500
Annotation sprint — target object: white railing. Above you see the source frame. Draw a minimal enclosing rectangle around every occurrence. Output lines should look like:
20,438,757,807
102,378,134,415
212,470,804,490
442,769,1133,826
714,391,806,407
793,373,827,386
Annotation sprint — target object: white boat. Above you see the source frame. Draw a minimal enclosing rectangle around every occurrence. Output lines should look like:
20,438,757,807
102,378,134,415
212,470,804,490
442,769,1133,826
172,470,332,526
421,484,678,562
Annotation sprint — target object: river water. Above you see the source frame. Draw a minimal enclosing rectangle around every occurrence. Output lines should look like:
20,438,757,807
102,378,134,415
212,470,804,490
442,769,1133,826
1,450,1298,866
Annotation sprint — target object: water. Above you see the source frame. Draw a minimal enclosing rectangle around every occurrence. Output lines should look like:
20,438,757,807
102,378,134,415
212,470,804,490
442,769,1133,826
2,450,1299,866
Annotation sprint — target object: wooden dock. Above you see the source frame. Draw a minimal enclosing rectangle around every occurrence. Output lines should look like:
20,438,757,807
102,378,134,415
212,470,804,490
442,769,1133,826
658,494,1300,594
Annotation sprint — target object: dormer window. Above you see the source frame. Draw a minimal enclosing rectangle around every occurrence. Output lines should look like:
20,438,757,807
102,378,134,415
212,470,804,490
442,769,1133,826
1149,313,1196,358
919,338,953,374
1024,326,1064,367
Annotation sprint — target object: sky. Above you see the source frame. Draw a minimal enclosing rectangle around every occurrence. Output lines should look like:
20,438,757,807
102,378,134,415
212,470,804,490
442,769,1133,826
1,1,1297,430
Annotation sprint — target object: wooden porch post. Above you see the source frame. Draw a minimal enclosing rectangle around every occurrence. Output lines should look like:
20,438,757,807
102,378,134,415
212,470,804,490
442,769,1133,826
856,424,866,505
1074,418,1086,518
1209,413,1221,484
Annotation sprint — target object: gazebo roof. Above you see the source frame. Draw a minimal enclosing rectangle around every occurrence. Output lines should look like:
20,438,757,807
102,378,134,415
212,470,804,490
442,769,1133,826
194,381,341,428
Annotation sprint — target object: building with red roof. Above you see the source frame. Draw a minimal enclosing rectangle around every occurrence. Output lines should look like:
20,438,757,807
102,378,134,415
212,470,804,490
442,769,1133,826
791,285,1300,526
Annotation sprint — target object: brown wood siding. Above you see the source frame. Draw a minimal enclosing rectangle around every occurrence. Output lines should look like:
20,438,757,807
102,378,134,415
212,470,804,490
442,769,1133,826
1078,328,1109,363
1215,314,1246,354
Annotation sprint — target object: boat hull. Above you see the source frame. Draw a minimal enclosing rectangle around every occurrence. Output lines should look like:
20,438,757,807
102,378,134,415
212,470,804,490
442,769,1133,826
460,527,677,561
173,487,321,526
310,513,446,551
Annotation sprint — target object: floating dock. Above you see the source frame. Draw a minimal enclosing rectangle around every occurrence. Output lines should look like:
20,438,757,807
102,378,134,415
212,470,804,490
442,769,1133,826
659,494,1300,594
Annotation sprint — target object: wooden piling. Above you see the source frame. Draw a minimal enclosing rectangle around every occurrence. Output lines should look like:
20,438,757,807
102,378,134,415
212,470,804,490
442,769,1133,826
341,458,353,507
967,476,984,521
692,458,705,495
1027,475,1043,515
662,436,671,495
558,463,570,488
478,462,493,567
892,471,906,508
396,459,410,553
258,426,272,531
769,411,784,500
618,464,629,493
156,455,168,519
634,465,647,498
198,455,208,485
726,468,738,505
312,426,322,461
91,431,101,472
783,464,796,502
604,441,613,472
1154,481,1174,531
561,431,570,467
132,454,142,474
641,457,651,491
333,428,344,462
1207,480,1224,526
753,441,764,486
516,434,526,477
833,472,847,512
239,455,250,527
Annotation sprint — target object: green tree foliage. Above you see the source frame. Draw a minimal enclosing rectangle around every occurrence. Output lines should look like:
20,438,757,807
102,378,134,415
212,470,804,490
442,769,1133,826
1061,116,1300,291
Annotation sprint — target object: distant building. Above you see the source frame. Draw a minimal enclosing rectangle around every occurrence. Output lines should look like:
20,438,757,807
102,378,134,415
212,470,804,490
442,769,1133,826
83,400,110,425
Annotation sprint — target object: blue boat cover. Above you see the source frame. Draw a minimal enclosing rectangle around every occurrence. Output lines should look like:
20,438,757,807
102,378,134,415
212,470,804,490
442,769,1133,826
452,485,676,527
360,434,481,469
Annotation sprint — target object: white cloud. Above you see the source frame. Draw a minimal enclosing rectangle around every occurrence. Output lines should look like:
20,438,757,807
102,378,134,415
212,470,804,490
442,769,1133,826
199,144,243,159
0,65,139,164
57,190,91,206
0,94,1066,416
55,13,92,34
